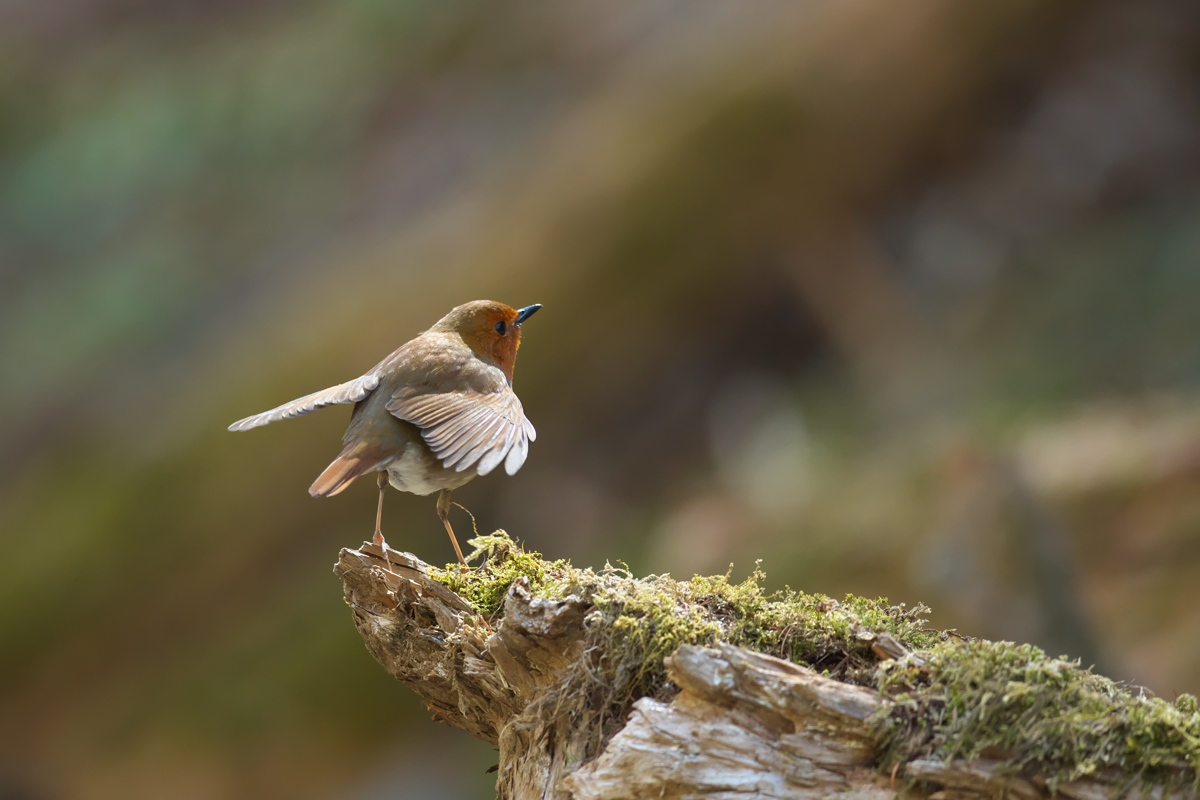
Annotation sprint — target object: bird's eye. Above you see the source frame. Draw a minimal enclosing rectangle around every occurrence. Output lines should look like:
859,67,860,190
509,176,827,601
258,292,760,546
494,320,507,336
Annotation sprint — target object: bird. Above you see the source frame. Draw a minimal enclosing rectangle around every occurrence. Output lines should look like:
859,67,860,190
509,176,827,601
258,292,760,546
228,300,541,564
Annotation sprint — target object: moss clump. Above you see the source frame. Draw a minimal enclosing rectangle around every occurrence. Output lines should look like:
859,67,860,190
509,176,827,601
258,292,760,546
876,640,1200,791
433,531,943,718
433,532,569,615
432,532,1200,791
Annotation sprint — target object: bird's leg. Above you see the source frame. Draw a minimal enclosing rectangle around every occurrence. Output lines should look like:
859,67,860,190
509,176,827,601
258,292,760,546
375,471,395,573
374,472,387,546
437,489,467,566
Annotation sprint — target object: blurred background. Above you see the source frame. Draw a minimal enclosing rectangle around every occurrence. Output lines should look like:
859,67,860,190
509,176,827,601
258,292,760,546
2,0,1200,797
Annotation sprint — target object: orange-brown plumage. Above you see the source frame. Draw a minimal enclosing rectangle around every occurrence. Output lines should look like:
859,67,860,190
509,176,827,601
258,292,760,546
229,299,541,563
454,303,525,382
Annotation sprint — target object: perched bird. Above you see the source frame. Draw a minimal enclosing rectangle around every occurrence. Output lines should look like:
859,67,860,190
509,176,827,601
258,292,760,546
228,300,541,563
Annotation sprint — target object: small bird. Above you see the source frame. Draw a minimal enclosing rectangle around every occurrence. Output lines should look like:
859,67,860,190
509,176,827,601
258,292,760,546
228,300,541,564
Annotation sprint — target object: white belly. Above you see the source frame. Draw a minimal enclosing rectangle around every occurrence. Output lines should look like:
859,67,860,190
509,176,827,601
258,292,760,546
385,446,443,496
384,445,476,496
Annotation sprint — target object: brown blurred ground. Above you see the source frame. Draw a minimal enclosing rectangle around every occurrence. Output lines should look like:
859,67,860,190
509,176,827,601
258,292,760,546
2,0,1200,798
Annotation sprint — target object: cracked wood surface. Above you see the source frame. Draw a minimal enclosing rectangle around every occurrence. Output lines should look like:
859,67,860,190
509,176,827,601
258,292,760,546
334,543,1173,800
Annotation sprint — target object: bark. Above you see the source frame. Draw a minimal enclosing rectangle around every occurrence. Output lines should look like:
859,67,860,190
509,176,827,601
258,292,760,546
335,543,1186,800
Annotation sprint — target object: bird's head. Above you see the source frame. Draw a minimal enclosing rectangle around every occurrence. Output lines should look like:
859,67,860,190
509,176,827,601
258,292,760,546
435,300,541,380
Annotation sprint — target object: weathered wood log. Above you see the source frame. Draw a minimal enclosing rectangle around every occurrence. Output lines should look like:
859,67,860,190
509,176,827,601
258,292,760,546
334,537,1197,799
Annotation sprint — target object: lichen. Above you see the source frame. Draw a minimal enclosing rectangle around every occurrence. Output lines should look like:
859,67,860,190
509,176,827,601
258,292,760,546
430,532,1200,792
875,640,1200,791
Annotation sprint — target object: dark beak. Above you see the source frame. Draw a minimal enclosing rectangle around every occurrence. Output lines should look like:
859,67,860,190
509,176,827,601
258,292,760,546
515,304,542,325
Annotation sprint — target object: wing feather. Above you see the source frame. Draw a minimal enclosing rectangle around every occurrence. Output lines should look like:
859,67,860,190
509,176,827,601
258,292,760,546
386,387,533,475
475,419,514,476
504,432,529,475
448,416,505,471
402,395,461,426
429,407,492,454
228,373,379,432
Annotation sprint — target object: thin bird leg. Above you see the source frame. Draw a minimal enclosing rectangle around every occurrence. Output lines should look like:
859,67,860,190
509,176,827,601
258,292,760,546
375,471,395,573
374,471,387,546
437,489,467,565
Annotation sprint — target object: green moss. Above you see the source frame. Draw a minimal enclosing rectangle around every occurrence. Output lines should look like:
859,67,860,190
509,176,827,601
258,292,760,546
431,532,1200,791
875,640,1200,790
432,532,942,714
431,532,568,615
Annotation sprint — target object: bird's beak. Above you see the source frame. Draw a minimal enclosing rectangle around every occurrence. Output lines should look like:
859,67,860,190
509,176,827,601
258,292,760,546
515,304,542,325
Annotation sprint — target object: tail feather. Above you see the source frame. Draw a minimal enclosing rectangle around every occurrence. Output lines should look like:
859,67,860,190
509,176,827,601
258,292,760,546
309,450,381,497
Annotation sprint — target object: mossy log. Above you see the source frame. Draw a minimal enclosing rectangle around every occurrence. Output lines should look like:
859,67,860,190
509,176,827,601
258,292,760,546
334,535,1198,800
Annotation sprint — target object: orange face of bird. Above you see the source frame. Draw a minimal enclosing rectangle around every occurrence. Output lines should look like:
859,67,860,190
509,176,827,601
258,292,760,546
452,301,542,380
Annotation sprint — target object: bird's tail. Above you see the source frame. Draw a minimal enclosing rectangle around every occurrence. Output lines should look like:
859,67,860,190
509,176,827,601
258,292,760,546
309,444,382,497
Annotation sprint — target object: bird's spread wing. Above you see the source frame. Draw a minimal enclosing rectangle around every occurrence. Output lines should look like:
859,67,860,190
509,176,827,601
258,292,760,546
228,373,380,432
386,387,536,476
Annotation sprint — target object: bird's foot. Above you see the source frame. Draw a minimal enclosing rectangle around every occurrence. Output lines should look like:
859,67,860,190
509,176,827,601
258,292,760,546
371,529,396,573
